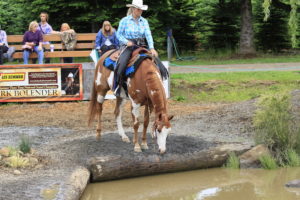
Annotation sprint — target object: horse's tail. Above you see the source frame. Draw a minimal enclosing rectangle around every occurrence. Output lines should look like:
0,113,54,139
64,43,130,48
87,59,102,126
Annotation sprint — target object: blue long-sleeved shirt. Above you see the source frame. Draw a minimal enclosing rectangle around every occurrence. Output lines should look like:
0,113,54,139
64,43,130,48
95,29,119,49
116,15,154,49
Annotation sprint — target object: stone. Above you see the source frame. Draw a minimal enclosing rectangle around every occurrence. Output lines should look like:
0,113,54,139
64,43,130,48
239,144,270,168
286,180,300,188
29,157,39,166
13,170,22,175
0,147,10,157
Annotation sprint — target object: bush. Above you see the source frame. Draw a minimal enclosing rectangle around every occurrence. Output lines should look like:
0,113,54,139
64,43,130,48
254,93,300,166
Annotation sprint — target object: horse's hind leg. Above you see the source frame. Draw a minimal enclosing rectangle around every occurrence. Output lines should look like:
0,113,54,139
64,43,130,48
114,97,130,143
141,105,152,150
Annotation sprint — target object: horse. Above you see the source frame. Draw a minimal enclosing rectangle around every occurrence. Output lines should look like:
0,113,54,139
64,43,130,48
88,48,173,154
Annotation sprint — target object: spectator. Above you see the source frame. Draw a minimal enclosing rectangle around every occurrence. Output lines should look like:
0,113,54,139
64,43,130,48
37,12,53,63
95,21,119,55
0,28,9,65
22,21,44,64
52,23,76,63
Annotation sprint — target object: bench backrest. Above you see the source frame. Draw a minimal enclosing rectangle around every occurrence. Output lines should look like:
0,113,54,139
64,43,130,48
7,33,97,59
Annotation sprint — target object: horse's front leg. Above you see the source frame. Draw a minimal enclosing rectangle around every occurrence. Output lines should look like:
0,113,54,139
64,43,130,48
131,101,141,152
114,97,130,143
96,90,107,140
141,105,152,150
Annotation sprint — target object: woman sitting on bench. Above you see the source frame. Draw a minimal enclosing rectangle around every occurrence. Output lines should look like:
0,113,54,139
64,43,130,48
22,21,44,64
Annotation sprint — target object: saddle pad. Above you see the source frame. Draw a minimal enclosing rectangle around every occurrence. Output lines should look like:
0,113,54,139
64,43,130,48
125,53,152,77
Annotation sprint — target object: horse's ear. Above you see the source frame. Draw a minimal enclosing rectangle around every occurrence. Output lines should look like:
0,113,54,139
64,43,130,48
168,115,174,121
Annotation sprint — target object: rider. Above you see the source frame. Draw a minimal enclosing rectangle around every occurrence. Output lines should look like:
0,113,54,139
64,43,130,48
115,0,158,95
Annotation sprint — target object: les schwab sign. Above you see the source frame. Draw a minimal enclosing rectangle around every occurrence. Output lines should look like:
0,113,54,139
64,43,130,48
0,64,83,102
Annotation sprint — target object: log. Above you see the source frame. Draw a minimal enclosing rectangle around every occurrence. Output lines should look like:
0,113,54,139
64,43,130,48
87,143,252,182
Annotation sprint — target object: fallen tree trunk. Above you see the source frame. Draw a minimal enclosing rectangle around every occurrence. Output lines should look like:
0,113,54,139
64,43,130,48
87,143,251,182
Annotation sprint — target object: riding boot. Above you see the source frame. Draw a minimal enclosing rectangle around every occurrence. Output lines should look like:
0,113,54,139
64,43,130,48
113,46,134,96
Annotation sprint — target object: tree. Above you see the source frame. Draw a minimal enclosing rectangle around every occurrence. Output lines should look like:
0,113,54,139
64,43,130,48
263,0,299,48
239,0,256,55
208,0,240,50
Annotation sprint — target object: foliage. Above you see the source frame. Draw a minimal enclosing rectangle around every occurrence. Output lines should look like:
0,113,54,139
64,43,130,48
254,1,291,52
285,149,300,167
262,0,299,48
259,154,278,169
6,155,29,168
225,152,240,169
19,135,31,154
207,0,240,50
254,93,300,166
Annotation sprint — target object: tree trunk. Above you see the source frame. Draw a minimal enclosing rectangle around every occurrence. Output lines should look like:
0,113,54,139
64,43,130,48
87,143,251,182
239,0,256,55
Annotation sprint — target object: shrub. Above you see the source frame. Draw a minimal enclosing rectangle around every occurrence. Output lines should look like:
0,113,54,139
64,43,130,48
259,154,278,169
225,152,240,169
254,93,300,162
19,135,31,154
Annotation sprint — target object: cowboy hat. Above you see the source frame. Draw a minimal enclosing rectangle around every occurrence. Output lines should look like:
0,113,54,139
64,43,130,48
126,0,148,11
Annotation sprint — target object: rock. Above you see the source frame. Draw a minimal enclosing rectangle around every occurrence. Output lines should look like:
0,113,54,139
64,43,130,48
286,180,300,188
13,170,22,175
29,157,39,166
0,147,10,157
239,144,270,168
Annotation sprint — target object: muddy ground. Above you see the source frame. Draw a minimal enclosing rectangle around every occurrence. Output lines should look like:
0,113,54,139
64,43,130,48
1,89,299,200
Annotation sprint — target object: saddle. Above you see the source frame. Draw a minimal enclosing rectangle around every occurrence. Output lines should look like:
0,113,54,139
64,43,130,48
102,47,152,73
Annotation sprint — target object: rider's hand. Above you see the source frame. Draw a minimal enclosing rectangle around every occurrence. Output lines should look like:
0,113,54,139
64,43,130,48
127,41,134,46
150,48,158,57
38,46,43,51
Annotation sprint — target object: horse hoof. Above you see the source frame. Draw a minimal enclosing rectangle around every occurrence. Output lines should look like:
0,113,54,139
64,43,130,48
141,144,149,150
134,146,142,152
122,137,130,143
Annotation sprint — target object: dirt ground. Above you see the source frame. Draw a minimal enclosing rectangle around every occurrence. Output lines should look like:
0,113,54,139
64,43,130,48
0,100,220,132
1,83,299,199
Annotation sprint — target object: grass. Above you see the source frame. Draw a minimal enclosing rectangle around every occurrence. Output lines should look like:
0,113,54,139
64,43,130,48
6,155,29,168
170,50,300,65
171,71,300,103
225,152,240,169
285,149,300,167
259,154,278,170
19,135,31,154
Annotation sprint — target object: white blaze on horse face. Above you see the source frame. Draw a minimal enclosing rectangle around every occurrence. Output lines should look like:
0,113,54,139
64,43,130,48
97,95,105,103
157,126,171,154
95,72,102,86
107,72,114,89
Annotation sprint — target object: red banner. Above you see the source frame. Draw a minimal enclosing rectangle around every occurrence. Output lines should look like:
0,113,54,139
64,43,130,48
0,64,83,102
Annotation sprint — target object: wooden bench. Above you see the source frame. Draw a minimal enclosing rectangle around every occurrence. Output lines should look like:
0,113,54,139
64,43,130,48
7,33,97,60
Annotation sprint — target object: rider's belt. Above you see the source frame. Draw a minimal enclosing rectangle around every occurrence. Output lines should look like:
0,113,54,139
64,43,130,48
128,38,148,48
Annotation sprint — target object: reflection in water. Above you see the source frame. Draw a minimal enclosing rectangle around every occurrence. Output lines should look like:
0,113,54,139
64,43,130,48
81,168,300,200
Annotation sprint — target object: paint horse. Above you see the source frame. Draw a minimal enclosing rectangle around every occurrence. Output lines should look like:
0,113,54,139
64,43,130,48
88,48,173,154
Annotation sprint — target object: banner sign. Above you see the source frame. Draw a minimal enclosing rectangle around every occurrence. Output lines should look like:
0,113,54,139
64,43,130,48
0,64,83,102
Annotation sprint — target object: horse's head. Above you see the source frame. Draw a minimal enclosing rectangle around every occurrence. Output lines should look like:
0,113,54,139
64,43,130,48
152,113,174,154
